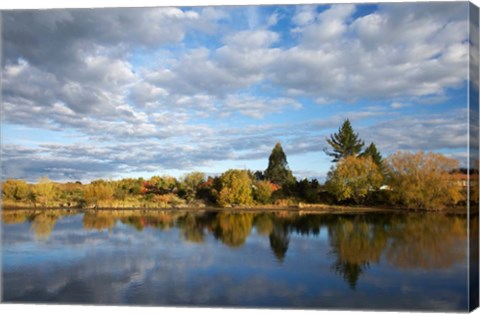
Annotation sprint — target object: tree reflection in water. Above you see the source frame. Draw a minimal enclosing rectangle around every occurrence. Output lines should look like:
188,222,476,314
254,214,290,262
83,212,116,231
2,210,31,224
269,222,290,263
2,209,468,289
327,216,388,289
177,213,206,243
254,214,274,236
212,212,254,247
30,211,60,240
385,214,466,269
331,260,366,290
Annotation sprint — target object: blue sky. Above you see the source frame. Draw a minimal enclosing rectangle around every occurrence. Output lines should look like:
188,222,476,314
1,2,473,183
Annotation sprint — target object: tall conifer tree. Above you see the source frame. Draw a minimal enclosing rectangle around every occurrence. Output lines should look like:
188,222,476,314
360,142,383,167
325,119,364,162
265,143,295,186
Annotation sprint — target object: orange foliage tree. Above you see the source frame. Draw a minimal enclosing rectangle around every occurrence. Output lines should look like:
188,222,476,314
386,151,464,210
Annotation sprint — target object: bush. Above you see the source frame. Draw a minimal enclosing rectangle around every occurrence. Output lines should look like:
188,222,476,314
253,181,279,204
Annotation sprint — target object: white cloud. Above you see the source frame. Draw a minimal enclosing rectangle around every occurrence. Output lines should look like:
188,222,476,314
224,29,279,48
292,5,316,26
390,102,412,109
269,3,468,101
224,95,302,119
1,4,471,182
360,110,468,154
300,4,356,45
267,13,279,27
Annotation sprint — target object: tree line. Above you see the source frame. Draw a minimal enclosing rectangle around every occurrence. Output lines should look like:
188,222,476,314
2,119,477,210
323,119,475,209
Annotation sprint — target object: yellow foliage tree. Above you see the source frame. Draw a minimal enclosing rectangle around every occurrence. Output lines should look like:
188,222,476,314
217,169,253,207
35,176,56,207
387,151,464,210
84,180,115,206
325,156,384,203
2,179,30,203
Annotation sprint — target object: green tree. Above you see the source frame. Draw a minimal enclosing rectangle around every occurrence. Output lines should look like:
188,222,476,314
360,142,383,167
325,156,384,204
265,143,295,186
217,169,253,207
325,119,364,162
182,172,205,202
296,178,321,203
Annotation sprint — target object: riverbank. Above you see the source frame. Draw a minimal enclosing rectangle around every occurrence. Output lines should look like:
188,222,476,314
1,203,469,215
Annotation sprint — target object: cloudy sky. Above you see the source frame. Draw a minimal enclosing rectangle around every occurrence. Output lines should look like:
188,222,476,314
1,2,473,183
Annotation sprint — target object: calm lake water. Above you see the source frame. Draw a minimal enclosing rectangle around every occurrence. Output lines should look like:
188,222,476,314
1,209,469,311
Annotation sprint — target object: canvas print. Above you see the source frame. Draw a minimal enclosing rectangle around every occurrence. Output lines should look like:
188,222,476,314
1,1,479,312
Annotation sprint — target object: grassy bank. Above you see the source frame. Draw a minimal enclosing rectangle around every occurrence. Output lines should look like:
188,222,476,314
1,203,468,214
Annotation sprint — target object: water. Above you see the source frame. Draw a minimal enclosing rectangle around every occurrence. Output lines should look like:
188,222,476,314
1,209,469,311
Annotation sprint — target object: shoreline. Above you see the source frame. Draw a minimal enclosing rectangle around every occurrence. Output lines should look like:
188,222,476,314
1,204,469,215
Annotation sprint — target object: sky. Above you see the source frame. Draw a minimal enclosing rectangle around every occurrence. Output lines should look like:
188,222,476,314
0,2,474,183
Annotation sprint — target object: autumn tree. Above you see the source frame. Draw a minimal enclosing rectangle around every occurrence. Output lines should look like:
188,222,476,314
471,159,479,206
2,179,30,203
114,178,143,199
387,151,464,210
84,180,115,206
35,176,56,207
142,176,178,195
325,156,384,204
58,182,84,207
325,119,364,162
217,169,253,207
265,143,295,186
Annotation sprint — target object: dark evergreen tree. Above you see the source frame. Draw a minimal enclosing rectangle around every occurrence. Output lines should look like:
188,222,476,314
265,143,295,186
325,119,364,162
360,142,383,167
253,170,265,181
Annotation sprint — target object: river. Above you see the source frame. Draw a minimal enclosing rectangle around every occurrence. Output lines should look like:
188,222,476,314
1,209,469,311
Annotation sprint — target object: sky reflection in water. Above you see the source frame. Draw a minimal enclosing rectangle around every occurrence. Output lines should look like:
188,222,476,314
1,210,469,311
